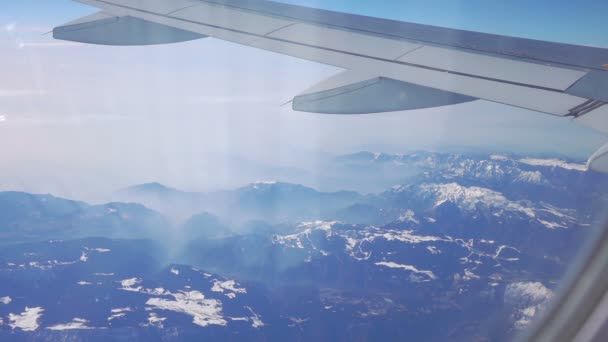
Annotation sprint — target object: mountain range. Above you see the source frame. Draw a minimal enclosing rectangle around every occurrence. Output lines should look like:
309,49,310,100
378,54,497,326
0,151,604,341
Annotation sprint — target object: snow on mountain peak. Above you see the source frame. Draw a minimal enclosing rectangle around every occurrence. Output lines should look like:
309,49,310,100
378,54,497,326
298,221,340,232
518,158,587,172
402,183,578,229
250,180,278,189
419,183,536,218
515,171,544,184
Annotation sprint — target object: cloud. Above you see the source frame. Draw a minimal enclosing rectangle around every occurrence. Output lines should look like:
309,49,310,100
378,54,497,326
3,23,48,34
187,95,282,105
16,41,81,49
4,23,16,32
0,89,46,97
0,113,139,126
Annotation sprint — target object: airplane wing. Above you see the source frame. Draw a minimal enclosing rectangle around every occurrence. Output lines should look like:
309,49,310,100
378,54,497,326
53,0,608,171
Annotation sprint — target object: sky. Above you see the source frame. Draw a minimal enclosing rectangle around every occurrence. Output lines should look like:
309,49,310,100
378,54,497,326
0,0,607,199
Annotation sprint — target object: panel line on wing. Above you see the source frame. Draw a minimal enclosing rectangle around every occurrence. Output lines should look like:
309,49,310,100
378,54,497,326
263,22,298,38
165,3,202,16
393,45,424,62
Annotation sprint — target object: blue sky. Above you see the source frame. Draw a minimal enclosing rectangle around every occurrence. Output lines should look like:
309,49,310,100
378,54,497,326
0,0,607,198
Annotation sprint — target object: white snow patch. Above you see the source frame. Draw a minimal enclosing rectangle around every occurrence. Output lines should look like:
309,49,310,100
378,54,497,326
397,209,419,224
274,223,446,263
538,219,567,230
121,278,141,288
77,281,93,286
505,282,553,329
253,180,277,185
272,221,340,249
108,313,126,321
463,269,481,281
245,306,264,328
92,248,111,253
47,318,96,330
426,246,441,255
375,261,437,281
251,180,278,189
108,307,133,322
288,317,309,327
211,280,247,297
9,307,44,331
119,278,167,295
79,252,88,262
144,313,166,328
494,245,521,261
515,170,544,184
145,291,227,327
170,268,180,275
490,155,509,161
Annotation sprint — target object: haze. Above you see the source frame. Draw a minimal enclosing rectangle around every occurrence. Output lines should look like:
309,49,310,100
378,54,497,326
0,0,606,200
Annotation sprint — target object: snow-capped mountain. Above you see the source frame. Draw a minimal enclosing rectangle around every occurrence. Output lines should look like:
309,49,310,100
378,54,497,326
383,182,581,229
332,151,606,208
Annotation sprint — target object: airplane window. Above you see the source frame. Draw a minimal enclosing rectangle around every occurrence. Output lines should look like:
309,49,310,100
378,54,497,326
1,0,607,341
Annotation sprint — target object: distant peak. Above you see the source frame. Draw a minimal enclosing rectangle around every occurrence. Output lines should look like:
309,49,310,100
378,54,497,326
242,181,318,193
247,180,299,190
121,182,180,194
253,180,278,185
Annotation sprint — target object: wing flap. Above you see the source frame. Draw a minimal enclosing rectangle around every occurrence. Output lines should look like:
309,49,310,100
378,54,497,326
292,72,476,114
53,11,206,46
